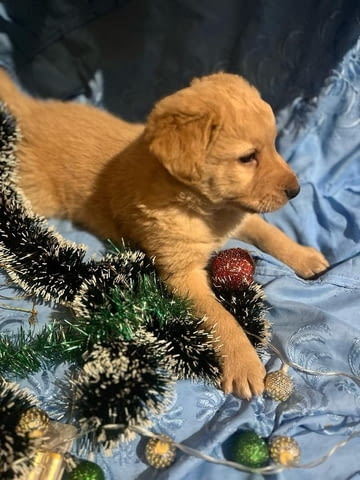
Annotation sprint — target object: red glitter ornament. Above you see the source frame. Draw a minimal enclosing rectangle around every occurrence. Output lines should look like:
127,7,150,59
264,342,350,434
210,248,255,290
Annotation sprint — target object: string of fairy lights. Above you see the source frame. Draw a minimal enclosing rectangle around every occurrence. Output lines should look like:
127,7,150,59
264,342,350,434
2,342,360,480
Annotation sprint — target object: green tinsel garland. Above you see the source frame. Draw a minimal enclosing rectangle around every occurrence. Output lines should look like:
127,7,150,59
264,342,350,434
0,378,42,479
0,266,218,381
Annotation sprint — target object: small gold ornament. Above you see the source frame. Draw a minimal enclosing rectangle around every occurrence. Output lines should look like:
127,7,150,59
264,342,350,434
265,365,294,402
269,436,301,466
16,407,50,438
145,435,176,469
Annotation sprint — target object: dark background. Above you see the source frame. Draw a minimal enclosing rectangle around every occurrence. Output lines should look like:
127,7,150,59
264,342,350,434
0,0,359,121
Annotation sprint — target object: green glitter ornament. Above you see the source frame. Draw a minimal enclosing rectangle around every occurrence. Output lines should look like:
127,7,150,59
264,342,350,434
229,430,269,468
67,460,105,480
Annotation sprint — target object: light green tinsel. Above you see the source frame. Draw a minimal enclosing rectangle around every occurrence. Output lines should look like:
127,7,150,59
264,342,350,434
0,268,195,378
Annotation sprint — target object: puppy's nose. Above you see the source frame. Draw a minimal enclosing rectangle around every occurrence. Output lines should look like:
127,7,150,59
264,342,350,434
285,185,301,199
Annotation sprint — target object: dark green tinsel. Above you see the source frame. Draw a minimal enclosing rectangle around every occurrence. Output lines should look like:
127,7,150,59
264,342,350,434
213,281,271,352
60,335,175,451
0,378,41,479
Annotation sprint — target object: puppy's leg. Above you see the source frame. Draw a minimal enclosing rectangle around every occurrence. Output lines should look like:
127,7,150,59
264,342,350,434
165,267,266,399
236,214,329,278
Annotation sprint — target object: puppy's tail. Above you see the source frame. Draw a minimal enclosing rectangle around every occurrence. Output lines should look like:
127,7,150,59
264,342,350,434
0,68,33,117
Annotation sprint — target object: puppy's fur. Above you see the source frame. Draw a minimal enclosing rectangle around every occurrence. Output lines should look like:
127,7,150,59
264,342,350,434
0,70,329,398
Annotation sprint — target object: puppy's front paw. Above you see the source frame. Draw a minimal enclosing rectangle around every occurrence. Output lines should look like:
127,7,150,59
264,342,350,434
220,341,266,399
290,246,329,279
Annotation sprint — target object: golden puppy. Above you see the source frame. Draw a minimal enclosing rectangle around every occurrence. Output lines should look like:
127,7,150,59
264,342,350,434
0,70,329,398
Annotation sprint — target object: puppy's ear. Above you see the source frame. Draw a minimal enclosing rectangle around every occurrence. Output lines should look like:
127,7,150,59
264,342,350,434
145,109,218,184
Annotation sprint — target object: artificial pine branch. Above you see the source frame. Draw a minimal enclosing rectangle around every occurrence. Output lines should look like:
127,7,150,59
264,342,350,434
0,268,221,384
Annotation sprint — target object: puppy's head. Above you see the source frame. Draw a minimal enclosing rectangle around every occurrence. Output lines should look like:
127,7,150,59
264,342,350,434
144,73,299,214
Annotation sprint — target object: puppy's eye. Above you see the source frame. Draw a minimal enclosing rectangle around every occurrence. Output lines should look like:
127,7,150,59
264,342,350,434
238,152,256,164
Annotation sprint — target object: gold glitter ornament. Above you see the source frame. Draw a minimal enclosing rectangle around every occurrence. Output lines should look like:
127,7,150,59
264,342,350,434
265,365,294,402
145,435,176,469
269,436,301,466
16,407,50,438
